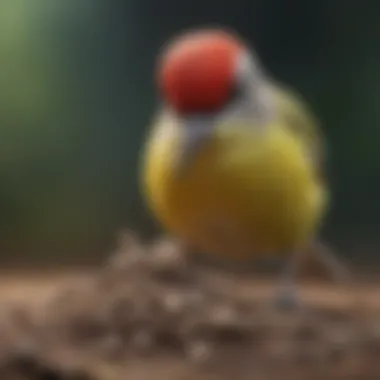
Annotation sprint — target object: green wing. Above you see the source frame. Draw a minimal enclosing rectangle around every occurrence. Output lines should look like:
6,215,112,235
272,83,326,178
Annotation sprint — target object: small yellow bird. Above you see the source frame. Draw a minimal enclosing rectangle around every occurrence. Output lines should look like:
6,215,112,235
141,28,349,307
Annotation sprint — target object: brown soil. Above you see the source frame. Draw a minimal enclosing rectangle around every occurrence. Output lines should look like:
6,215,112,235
0,234,379,380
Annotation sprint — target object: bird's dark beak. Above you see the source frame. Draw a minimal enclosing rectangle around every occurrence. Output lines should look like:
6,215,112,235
176,117,214,177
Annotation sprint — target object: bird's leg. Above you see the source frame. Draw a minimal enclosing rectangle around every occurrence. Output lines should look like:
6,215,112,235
274,250,304,311
310,241,351,284
309,241,363,309
274,241,354,312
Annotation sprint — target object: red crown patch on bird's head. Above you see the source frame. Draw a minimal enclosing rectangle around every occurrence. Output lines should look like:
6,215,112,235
157,28,245,115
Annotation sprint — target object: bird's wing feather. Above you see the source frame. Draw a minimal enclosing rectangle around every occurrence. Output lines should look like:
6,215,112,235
271,83,326,179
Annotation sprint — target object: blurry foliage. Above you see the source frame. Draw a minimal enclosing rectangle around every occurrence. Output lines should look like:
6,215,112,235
0,0,378,263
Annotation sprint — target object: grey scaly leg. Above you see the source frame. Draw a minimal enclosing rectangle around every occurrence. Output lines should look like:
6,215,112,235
274,241,352,311
274,251,303,311
311,241,351,283
310,241,361,311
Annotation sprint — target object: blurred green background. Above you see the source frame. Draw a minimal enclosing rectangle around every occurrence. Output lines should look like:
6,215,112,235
0,0,378,265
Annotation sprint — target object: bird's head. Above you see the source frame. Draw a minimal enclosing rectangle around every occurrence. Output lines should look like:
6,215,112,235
156,28,267,175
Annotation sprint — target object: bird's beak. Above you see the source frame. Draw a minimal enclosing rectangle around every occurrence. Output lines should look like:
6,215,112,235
176,117,214,177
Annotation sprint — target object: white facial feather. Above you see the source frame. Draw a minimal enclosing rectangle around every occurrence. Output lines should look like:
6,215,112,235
221,52,275,126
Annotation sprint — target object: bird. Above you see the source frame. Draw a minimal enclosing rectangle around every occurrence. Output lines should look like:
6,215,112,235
140,27,350,308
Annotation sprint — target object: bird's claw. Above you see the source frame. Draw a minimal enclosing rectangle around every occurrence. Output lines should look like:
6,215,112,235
274,288,301,312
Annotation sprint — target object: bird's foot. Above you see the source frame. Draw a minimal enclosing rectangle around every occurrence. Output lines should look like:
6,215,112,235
273,287,302,312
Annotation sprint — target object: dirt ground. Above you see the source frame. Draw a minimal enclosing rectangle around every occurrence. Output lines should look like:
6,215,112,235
0,234,380,380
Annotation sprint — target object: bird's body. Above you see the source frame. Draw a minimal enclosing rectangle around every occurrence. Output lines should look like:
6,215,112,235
140,28,349,307
142,85,327,260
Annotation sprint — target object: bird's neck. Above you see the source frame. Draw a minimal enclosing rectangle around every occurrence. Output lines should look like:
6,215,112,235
247,78,276,126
